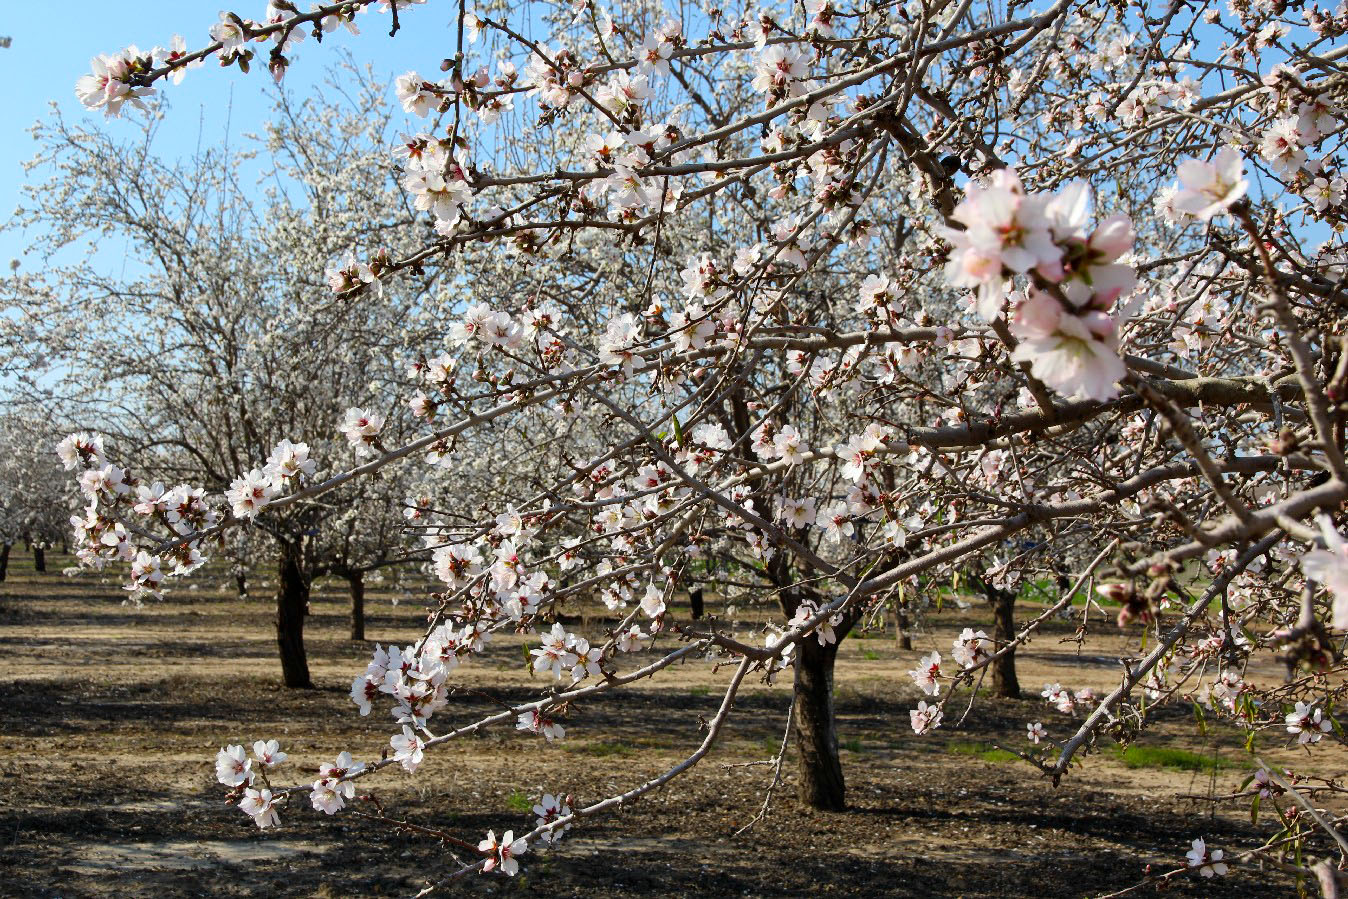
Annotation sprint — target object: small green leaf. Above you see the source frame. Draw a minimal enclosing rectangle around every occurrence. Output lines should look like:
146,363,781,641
1192,700,1207,736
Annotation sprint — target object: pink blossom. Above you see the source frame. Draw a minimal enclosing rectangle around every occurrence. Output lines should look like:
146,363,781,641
1172,149,1248,220
1011,311,1125,401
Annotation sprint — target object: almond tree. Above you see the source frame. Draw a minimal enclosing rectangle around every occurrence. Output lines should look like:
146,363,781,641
41,0,1348,890
3,73,435,685
0,411,73,579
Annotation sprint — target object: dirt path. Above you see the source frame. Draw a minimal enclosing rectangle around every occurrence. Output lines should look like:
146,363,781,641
0,552,1334,897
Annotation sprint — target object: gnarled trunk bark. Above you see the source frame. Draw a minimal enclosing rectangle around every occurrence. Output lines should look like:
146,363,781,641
347,569,366,642
988,586,1020,699
275,542,312,688
792,637,846,810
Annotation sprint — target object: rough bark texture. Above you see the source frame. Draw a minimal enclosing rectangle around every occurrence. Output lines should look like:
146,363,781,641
0,543,9,582
275,543,313,688
988,586,1021,699
348,570,366,642
32,546,45,573
895,599,913,651
792,637,846,810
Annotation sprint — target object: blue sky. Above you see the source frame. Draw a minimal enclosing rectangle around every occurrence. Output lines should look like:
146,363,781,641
0,2,463,267
2,3,1335,268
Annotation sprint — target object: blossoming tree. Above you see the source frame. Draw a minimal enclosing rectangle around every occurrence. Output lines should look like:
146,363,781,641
40,0,1348,890
5,75,441,684
0,412,73,579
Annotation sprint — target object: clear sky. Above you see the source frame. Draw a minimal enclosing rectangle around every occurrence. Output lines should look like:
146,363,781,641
1,3,1332,267
0,1,461,267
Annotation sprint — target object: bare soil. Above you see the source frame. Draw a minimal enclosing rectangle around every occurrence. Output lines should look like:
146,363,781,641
0,550,1336,897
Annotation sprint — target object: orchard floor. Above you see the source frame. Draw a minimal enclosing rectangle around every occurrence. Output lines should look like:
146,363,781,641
0,551,1341,898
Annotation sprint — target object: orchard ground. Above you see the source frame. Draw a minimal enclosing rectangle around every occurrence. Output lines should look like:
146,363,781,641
0,550,1337,898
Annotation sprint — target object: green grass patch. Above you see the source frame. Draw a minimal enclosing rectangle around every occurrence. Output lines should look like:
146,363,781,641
689,685,710,696
754,737,781,755
948,741,1018,763
1111,744,1238,772
505,790,532,813
841,737,864,753
861,649,881,661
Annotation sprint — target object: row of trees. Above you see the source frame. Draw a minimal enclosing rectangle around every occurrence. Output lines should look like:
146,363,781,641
2,71,452,681
0,413,72,578
10,0,1348,891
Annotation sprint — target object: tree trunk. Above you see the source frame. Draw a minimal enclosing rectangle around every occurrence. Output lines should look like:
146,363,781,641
0,543,10,582
989,588,1020,699
275,543,313,688
792,638,846,810
895,598,913,651
236,569,249,599
33,546,45,573
348,570,366,642
688,587,704,620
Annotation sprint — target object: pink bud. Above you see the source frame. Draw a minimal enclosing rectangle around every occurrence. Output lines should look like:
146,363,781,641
1011,288,1061,339
1089,214,1134,260
1079,310,1117,341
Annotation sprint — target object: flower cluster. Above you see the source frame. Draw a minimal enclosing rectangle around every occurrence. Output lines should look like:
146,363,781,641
349,636,467,734
940,171,1138,401
310,752,365,815
396,133,474,235
951,627,992,668
532,792,572,845
479,829,528,876
909,651,942,696
215,740,289,829
58,434,216,597
1040,683,1097,716
339,407,385,456
910,700,943,735
226,439,316,519
75,46,157,116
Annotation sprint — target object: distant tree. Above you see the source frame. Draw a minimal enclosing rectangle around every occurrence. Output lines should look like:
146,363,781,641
0,412,72,579
4,72,434,684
